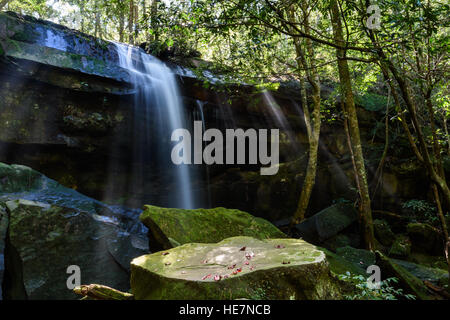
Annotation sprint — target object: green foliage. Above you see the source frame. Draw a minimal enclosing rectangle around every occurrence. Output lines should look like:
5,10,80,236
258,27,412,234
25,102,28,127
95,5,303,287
338,272,416,300
402,199,440,225
355,93,392,112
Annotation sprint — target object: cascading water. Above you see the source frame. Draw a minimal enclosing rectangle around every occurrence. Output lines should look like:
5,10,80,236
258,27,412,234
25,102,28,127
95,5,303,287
113,43,196,209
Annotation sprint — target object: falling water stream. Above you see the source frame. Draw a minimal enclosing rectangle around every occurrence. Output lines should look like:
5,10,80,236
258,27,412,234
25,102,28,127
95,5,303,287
114,43,196,209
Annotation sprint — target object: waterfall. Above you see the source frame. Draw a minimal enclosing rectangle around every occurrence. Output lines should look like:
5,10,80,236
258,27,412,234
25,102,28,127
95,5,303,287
113,43,195,209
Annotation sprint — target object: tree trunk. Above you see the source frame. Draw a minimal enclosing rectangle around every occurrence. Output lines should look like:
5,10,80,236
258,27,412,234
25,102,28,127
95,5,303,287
0,0,10,11
330,0,375,250
129,0,135,44
287,6,322,225
150,0,158,41
119,10,125,42
79,1,85,33
94,0,101,38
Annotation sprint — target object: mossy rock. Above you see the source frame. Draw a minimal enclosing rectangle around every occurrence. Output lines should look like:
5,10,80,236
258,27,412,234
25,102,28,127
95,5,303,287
0,163,51,193
373,219,395,247
294,203,358,243
3,199,143,299
391,258,449,287
140,205,286,252
130,236,342,300
317,247,366,277
406,223,443,255
389,235,412,258
335,246,376,270
375,252,436,300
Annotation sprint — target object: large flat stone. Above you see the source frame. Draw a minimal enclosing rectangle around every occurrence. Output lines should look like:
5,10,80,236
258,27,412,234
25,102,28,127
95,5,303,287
130,236,342,300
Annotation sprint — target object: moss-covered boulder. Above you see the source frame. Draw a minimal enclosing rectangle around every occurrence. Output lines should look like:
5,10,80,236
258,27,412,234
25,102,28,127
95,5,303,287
140,205,286,252
373,219,395,247
295,203,358,243
335,246,376,270
317,247,366,277
391,258,448,287
375,252,437,300
130,236,342,300
0,163,49,193
3,199,146,299
389,235,412,258
406,223,443,255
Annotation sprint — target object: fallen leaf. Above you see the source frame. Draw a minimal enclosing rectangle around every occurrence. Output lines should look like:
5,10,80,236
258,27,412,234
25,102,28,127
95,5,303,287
239,246,246,251
214,275,222,281
245,251,254,260
244,261,249,265
227,264,236,269
202,274,212,280
161,252,169,256
236,268,242,272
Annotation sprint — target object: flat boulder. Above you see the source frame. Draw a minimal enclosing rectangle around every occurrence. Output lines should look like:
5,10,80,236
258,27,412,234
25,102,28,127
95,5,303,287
140,205,286,252
130,236,342,300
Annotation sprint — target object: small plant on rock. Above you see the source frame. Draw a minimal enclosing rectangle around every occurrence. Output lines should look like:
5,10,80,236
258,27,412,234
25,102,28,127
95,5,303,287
338,272,416,300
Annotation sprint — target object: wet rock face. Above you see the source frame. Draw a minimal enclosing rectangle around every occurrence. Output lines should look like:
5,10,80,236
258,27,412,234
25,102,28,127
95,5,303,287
130,236,342,300
4,199,131,299
0,162,148,300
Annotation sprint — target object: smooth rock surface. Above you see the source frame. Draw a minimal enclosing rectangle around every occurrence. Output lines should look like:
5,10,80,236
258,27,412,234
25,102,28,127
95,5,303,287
131,236,342,300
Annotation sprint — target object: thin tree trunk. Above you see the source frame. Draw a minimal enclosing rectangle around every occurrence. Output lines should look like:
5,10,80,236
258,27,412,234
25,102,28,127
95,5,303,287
94,0,101,38
129,0,135,44
287,6,322,225
432,185,450,287
330,0,375,250
150,0,158,41
0,0,10,11
119,10,125,42
371,88,390,197
444,117,450,156
80,1,85,33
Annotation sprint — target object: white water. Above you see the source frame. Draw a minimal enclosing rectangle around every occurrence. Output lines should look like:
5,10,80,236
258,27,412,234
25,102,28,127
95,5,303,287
44,29,68,51
114,43,195,209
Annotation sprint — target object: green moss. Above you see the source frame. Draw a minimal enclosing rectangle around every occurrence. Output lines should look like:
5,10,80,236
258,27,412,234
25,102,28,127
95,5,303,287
140,205,286,247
